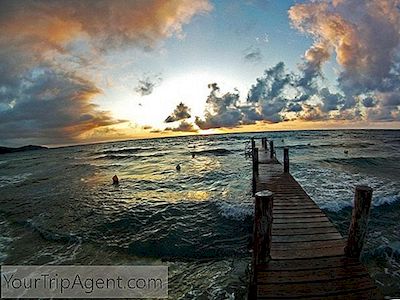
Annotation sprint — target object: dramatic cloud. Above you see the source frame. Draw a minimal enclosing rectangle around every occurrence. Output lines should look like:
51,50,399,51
165,102,192,123
243,46,263,63
289,0,400,120
362,97,376,108
0,0,212,145
300,104,329,122
247,62,292,123
319,88,345,113
135,75,162,96
0,68,123,144
0,0,212,52
195,84,248,130
165,121,198,132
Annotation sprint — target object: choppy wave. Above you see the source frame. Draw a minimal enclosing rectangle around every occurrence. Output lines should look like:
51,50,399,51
192,148,233,156
25,219,82,244
1,130,399,297
95,154,137,160
294,164,400,212
320,157,400,178
100,147,158,155
278,142,375,150
216,201,253,221
0,217,13,263
0,173,32,188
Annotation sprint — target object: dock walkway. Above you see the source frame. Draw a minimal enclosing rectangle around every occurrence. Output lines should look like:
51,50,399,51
249,140,382,299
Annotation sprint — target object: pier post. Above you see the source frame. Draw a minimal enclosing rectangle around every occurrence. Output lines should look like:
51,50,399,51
284,147,289,173
253,190,274,265
345,185,373,258
252,147,259,175
269,141,274,159
251,138,255,152
252,147,259,196
262,137,267,149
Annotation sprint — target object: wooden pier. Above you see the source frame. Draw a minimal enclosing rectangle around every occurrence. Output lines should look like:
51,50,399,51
248,138,382,299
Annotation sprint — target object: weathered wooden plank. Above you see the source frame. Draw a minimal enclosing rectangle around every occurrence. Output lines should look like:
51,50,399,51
272,221,334,229
257,264,369,283
271,245,344,259
272,232,342,242
289,288,382,300
256,256,360,271
273,226,340,236
273,216,330,223
256,275,375,298
271,239,345,250
273,203,318,208
273,208,323,214
274,212,327,219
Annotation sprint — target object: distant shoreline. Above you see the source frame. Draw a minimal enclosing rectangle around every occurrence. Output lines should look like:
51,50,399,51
0,145,48,155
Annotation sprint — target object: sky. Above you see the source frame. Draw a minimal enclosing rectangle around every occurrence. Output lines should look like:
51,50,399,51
0,0,400,147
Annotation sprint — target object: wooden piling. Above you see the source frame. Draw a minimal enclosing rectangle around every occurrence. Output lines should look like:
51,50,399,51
262,137,267,150
345,185,373,258
252,147,259,196
251,138,255,152
269,141,274,159
283,147,289,173
252,147,259,175
253,190,274,265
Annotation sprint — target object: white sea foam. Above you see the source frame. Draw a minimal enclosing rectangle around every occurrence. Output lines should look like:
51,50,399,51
217,200,253,220
0,172,32,188
0,218,13,263
373,194,400,207
293,165,400,212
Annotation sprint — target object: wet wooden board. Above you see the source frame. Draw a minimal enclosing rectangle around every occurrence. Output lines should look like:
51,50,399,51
249,143,382,299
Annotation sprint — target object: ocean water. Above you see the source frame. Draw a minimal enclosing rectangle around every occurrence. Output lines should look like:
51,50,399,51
0,129,399,298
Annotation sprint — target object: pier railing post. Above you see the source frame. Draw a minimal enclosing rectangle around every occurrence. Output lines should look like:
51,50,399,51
269,141,274,159
345,185,373,258
284,147,289,173
253,190,274,265
262,137,266,149
252,147,259,196
252,147,259,175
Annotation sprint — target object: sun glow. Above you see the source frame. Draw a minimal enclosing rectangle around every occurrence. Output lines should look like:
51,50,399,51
103,71,246,132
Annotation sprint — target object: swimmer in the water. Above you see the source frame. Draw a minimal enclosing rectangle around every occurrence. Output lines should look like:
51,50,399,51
176,164,181,171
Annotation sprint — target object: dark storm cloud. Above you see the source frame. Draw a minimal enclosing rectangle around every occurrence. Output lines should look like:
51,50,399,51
362,97,376,108
287,103,302,112
165,102,191,123
319,88,345,113
0,68,124,144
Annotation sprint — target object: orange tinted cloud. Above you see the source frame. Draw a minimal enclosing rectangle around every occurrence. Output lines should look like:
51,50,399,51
0,0,212,145
0,0,212,50
289,0,400,121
